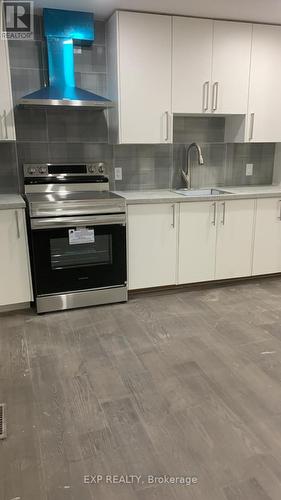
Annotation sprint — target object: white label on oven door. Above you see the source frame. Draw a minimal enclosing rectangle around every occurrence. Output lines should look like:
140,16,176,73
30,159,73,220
69,227,95,245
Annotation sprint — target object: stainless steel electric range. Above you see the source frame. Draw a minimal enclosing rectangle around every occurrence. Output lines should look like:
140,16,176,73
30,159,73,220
24,162,127,314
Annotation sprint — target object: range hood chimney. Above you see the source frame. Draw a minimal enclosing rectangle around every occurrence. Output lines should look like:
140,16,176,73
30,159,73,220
18,8,112,109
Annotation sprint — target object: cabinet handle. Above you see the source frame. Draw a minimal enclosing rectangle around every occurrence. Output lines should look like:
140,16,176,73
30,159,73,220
249,113,255,141
164,111,169,142
203,81,210,111
3,110,8,140
15,210,20,238
221,202,226,225
278,200,281,221
171,204,176,228
212,202,216,226
212,82,219,111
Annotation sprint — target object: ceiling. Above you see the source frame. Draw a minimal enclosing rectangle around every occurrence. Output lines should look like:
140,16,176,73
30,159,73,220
33,0,281,24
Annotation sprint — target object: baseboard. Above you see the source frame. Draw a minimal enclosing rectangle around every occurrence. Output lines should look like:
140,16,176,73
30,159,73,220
128,273,281,297
0,302,31,313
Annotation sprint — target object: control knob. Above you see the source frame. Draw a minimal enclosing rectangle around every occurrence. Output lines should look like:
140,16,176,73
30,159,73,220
28,167,37,175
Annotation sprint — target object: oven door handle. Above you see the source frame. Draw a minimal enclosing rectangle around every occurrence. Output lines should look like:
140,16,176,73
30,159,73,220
31,214,126,229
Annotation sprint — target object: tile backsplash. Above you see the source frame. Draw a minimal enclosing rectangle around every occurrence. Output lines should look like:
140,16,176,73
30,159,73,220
172,142,275,189
0,16,277,193
0,143,19,193
173,116,226,144
226,143,275,187
172,116,275,189
113,145,172,190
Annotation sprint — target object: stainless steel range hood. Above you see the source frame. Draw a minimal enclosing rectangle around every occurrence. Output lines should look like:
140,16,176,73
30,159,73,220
18,85,113,109
18,8,113,109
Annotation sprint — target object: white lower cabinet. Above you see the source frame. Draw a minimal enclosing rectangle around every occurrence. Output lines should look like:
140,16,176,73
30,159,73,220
178,199,254,284
0,209,32,306
252,198,281,275
127,203,178,290
178,201,217,284
215,199,255,279
127,198,280,290
178,199,255,284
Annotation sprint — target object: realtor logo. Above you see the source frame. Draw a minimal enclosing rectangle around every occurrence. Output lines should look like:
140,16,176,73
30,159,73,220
1,1,34,39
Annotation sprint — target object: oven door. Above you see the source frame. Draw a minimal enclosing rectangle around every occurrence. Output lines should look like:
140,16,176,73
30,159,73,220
30,214,126,295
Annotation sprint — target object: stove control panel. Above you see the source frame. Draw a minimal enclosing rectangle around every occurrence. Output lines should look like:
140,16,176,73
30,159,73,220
23,162,107,178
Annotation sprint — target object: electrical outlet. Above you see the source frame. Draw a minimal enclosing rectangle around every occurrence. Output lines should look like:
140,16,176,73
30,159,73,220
115,167,122,181
246,163,253,176
74,47,82,54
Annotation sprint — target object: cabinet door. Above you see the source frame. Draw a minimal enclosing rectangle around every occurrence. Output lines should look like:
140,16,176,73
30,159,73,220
248,25,281,142
215,199,255,280
0,39,15,141
211,21,252,114
118,12,172,144
172,17,213,114
178,202,216,284
252,198,281,275
128,204,177,289
0,209,32,306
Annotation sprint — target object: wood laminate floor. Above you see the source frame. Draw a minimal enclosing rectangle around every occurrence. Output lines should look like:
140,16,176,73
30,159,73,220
2,278,281,499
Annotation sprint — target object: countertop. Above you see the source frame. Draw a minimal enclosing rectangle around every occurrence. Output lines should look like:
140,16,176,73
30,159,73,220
2,189,281,209
0,194,25,210
114,186,281,204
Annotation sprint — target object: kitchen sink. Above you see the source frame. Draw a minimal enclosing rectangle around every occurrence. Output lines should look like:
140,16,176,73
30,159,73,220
172,188,232,197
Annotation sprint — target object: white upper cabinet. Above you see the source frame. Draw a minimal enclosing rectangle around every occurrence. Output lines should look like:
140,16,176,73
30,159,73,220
211,21,252,114
172,18,252,115
248,25,281,142
107,11,172,144
0,39,15,141
107,11,281,142
172,17,213,114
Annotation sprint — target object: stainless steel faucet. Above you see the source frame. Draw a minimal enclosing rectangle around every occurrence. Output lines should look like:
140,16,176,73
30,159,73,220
181,142,204,189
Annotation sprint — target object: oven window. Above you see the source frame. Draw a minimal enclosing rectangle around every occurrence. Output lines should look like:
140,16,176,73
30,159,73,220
50,234,112,270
